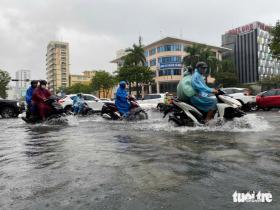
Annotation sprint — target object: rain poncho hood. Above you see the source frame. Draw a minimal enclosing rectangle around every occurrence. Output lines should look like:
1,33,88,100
115,81,130,114
177,71,196,101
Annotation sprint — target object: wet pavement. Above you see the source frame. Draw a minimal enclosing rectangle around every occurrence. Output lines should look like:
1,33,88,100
0,110,280,210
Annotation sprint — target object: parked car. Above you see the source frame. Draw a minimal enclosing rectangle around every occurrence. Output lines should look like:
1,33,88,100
0,99,25,118
221,87,257,111
256,88,280,110
58,94,105,112
99,98,113,102
138,93,166,109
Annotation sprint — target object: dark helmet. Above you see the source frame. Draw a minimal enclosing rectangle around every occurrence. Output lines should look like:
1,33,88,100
77,93,82,97
196,61,208,69
185,66,194,73
39,80,47,86
31,80,38,86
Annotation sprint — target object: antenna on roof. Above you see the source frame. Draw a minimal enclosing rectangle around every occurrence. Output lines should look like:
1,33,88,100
160,29,164,38
180,29,183,39
139,35,142,46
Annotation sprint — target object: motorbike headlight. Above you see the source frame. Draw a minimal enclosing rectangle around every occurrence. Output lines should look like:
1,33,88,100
17,102,20,107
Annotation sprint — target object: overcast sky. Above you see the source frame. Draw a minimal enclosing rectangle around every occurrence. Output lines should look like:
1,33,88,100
0,0,279,80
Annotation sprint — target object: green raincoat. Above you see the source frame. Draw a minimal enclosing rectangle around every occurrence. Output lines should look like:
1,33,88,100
176,71,196,102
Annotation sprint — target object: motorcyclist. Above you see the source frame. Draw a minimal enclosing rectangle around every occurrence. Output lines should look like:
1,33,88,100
73,93,85,115
177,66,196,103
115,81,130,117
32,80,52,121
25,80,38,118
190,62,218,122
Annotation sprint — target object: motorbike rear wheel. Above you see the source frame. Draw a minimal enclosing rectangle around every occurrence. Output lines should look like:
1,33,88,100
135,110,148,120
168,116,183,127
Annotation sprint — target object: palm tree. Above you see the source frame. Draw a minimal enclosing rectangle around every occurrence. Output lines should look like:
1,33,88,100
182,44,204,68
183,44,219,75
124,40,146,66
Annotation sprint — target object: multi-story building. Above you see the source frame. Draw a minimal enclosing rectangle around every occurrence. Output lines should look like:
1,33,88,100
46,41,70,93
69,70,96,86
111,37,229,94
7,86,17,100
222,21,280,83
15,69,31,99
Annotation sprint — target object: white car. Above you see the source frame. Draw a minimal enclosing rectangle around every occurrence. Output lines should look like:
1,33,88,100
58,94,105,112
137,93,166,109
221,88,257,111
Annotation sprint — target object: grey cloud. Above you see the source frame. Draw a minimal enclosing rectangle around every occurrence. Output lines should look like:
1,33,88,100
0,0,279,80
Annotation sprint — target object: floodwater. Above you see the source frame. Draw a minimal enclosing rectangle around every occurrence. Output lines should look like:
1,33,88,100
0,109,280,210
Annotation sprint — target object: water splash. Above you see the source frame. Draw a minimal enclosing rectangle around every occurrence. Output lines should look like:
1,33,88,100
123,112,272,133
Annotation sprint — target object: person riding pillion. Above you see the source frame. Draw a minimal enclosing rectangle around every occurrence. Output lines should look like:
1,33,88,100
115,81,130,116
32,80,52,121
176,66,196,103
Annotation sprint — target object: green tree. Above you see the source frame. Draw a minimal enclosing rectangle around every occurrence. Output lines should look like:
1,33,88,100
124,40,146,66
215,60,239,87
91,71,116,98
117,65,154,97
0,69,11,99
258,75,280,90
182,44,219,75
116,39,154,98
182,44,204,68
269,20,280,60
63,83,93,95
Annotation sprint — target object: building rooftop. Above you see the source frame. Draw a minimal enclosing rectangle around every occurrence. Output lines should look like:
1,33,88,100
224,21,271,35
111,36,231,63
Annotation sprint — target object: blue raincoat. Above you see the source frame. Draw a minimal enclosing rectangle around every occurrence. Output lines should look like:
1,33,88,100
115,81,130,115
190,69,217,112
73,96,85,114
25,86,34,106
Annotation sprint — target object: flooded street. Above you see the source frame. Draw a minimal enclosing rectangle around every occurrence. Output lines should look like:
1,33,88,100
0,110,280,210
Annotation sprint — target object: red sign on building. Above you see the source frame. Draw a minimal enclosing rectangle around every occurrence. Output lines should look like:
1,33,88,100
226,22,271,35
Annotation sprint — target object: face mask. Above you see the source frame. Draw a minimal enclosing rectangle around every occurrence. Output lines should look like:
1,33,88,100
41,85,46,89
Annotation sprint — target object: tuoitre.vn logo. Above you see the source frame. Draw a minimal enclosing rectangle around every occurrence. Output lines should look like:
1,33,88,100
233,191,272,203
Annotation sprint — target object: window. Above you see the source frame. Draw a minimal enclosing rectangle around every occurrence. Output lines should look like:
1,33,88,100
157,44,182,52
149,59,156,66
222,89,234,94
158,56,182,64
160,82,178,93
83,95,96,101
143,95,161,100
149,48,156,56
144,50,149,57
144,61,148,67
263,90,277,96
233,89,245,93
159,69,181,76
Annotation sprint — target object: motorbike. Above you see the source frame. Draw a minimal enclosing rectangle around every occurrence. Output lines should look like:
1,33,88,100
163,90,246,126
22,95,67,124
74,102,95,116
101,96,148,120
